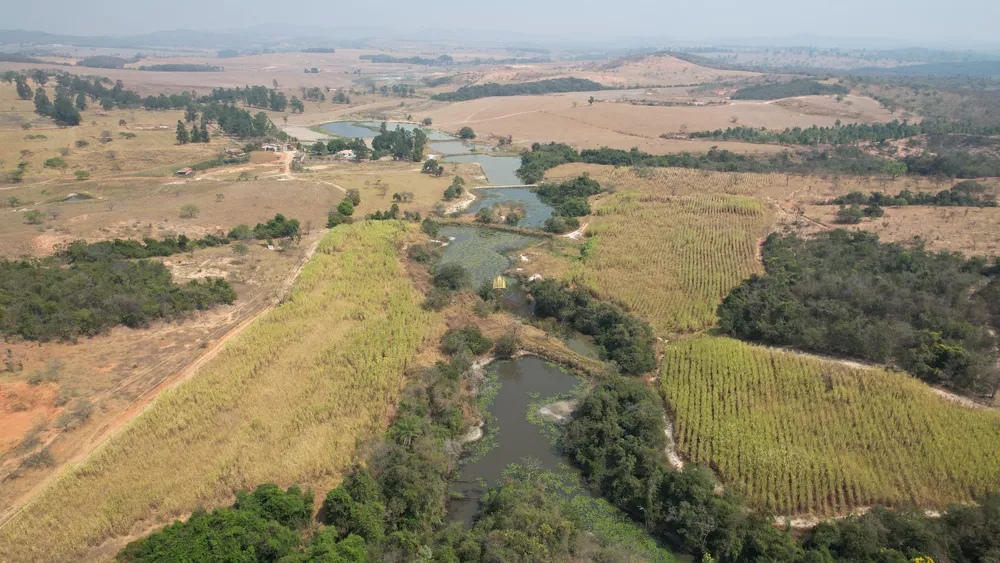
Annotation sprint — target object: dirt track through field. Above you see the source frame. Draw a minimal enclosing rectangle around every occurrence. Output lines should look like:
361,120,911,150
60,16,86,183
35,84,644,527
0,232,326,532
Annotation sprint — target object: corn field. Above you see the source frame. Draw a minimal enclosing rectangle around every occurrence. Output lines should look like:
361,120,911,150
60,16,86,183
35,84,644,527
569,166,774,335
0,222,440,562
661,336,1000,516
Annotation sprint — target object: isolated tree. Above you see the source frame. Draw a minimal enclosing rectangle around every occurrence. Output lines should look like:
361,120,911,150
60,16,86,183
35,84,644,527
346,188,361,205
23,209,44,224
190,125,202,143
885,161,907,180
179,203,200,218
458,126,476,139
272,79,279,89
15,77,32,100
33,87,52,116
175,121,189,144
422,117,432,126
200,122,209,143
588,96,595,105
50,95,81,126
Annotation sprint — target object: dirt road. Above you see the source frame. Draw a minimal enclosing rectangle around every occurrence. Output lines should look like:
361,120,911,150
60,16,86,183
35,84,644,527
0,231,326,531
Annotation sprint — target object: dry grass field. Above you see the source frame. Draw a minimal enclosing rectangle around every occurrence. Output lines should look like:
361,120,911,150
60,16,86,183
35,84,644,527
662,336,1000,515
772,175,1000,256
0,85,224,181
0,221,442,562
448,53,759,88
410,92,894,155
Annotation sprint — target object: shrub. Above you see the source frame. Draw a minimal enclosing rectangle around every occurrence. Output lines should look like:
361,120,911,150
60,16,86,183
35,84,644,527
441,324,493,355
834,204,863,224
493,329,519,358
327,211,347,228
19,448,55,469
345,188,361,205
74,139,89,148
432,263,470,291
23,209,44,224
420,218,439,238
43,157,67,169
73,170,89,181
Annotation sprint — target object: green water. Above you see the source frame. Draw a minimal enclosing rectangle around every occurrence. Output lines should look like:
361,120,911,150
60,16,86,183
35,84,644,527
438,226,535,288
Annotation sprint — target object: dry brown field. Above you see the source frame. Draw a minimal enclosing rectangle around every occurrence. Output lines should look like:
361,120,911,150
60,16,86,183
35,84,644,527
773,175,1000,256
407,92,895,154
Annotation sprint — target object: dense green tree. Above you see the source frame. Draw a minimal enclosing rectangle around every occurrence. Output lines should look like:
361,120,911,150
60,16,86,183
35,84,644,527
175,120,189,144
50,95,81,126
458,126,476,139
717,230,999,392
15,76,33,100
337,199,355,216
33,87,52,116
199,121,209,142
74,91,87,111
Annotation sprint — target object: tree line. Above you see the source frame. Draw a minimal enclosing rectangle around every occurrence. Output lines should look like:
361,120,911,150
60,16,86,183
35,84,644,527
0,257,235,342
565,376,1000,562
717,229,1000,395
690,118,1000,146
137,63,222,72
433,77,605,102
517,141,1000,184
529,279,657,374
829,180,997,207
731,79,850,100
360,53,454,65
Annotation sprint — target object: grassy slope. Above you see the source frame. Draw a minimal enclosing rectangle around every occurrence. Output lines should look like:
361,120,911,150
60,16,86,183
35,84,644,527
0,221,440,561
661,336,1000,515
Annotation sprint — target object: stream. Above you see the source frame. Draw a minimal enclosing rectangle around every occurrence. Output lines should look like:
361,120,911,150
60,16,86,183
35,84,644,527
450,356,583,525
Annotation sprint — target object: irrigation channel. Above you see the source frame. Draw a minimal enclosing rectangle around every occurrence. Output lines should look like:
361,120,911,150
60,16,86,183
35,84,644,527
321,122,670,554
318,121,545,223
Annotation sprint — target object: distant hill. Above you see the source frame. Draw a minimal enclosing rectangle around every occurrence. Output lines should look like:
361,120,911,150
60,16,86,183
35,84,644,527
852,60,1000,77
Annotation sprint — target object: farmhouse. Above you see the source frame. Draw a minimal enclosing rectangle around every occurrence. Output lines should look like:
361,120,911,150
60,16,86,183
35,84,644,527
175,167,193,176
335,149,355,160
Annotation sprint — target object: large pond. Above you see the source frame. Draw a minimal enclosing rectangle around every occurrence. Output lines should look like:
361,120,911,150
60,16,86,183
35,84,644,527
444,154,521,186
466,188,553,228
450,356,583,525
438,226,536,288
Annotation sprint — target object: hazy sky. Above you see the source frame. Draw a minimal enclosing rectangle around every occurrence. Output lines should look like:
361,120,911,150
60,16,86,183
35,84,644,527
5,0,1000,48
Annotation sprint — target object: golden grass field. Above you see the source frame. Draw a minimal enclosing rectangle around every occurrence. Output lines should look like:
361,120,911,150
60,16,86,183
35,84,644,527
661,336,1000,515
0,221,442,561
523,164,789,336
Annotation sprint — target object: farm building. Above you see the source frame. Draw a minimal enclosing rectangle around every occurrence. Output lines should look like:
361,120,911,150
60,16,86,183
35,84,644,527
175,168,193,176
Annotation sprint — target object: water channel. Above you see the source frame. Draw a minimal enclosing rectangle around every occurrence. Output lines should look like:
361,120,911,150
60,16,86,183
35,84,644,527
449,356,583,524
